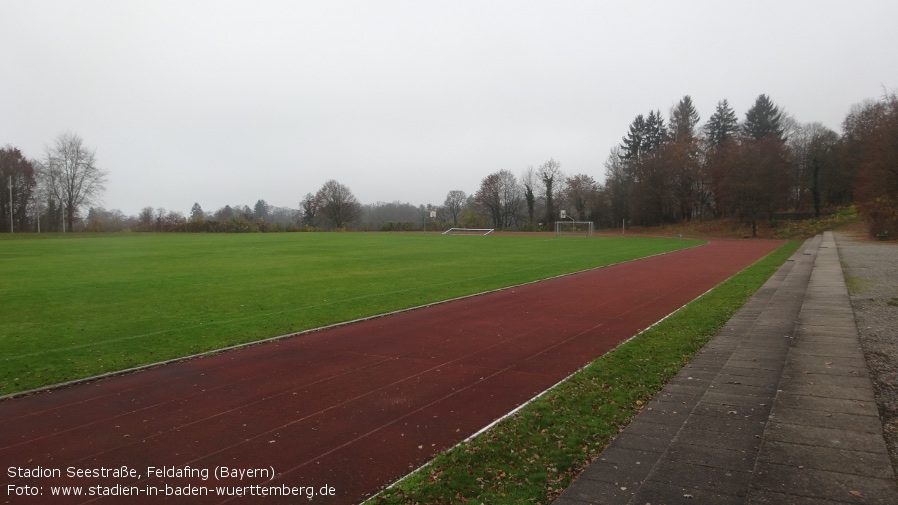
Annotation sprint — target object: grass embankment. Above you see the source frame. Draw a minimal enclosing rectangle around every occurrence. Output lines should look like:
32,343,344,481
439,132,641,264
0,232,699,395
617,206,860,240
371,240,801,505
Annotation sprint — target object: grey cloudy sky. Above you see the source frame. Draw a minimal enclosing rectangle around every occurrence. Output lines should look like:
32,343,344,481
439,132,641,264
3,0,897,216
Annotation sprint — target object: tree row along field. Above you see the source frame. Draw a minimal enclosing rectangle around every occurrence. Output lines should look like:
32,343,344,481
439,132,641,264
2,92,896,237
0,232,701,396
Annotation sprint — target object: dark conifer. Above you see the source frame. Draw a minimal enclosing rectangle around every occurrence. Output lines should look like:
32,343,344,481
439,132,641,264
669,95,701,143
743,94,786,141
704,99,739,146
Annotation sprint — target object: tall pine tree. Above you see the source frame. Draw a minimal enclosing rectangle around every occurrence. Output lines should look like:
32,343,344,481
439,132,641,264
743,94,786,141
704,99,739,146
669,95,701,143
644,110,667,151
620,114,647,160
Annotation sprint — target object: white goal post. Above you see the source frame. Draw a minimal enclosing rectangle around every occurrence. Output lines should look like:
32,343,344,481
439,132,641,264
555,221,594,237
442,228,495,235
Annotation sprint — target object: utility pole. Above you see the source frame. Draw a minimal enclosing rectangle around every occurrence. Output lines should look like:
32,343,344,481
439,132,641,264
8,176,12,233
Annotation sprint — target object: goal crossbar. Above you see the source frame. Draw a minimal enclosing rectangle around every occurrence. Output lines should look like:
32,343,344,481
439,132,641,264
554,221,594,237
442,228,495,235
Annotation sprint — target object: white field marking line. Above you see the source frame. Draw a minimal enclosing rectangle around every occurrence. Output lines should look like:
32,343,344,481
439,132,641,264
1,242,705,401
365,246,785,502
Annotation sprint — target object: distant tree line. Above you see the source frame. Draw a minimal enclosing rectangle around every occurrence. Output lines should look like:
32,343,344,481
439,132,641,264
3,92,896,236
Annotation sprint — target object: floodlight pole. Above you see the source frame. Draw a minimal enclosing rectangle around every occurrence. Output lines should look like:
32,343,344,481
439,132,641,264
8,176,12,233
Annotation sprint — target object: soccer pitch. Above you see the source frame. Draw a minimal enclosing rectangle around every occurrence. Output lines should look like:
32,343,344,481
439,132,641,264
0,232,702,395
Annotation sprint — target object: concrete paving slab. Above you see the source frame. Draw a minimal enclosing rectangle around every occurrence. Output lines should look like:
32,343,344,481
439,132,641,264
750,461,898,504
649,459,752,496
716,372,787,389
684,412,767,437
631,480,745,505
612,431,674,453
675,425,764,453
592,445,664,471
706,381,778,397
784,363,870,378
764,421,891,454
779,374,876,391
774,392,878,416
770,406,885,433
691,401,772,422
757,440,894,479
664,443,757,473
782,382,878,400
747,488,866,505
636,406,692,427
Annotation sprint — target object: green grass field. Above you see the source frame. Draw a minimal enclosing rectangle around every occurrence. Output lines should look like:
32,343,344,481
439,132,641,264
0,232,702,395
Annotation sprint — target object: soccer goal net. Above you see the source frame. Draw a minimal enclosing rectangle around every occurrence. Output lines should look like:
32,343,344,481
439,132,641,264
555,221,594,237
442,228,495,235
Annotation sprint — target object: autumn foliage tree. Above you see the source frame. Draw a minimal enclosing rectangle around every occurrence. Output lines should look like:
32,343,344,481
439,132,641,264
563,174,600,221
712,136,792,236
0,146,37,232
843,93,898,237
706,95,793,235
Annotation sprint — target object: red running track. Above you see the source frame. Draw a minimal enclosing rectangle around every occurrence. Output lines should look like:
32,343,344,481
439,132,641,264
0,239,781,504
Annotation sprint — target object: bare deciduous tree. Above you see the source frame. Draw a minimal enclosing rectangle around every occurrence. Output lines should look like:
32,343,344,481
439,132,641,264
475,170,522,230
537,158,562,226
43,131,107,231
521,166,537,226
443,190,466,227
788,122,839,213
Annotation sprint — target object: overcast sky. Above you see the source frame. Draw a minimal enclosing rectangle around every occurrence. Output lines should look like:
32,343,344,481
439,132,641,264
3,0,897,216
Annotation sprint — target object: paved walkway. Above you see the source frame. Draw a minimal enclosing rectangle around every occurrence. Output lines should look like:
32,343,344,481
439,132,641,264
555,232,898,504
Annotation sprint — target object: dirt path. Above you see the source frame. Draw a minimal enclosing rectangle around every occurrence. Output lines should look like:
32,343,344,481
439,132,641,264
0,239,781,504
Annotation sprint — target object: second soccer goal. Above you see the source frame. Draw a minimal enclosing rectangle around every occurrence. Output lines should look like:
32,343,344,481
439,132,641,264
554,221,594,237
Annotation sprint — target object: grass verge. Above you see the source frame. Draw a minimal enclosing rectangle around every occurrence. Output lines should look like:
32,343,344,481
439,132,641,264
370,240,802,505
